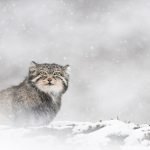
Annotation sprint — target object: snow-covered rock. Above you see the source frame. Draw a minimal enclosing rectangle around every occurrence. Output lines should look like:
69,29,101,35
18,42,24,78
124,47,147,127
0,120,150,150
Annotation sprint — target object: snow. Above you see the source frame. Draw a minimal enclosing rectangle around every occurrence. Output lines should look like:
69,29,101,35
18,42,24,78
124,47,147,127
0,120,149,150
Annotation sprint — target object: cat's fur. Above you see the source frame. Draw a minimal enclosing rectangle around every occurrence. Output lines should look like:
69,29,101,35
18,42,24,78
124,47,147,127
0,61,70,126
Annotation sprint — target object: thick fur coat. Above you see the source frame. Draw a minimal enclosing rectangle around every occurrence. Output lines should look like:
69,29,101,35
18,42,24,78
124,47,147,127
0,62,70,126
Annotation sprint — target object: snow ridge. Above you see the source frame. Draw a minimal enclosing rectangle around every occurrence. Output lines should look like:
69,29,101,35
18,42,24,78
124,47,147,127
0,120,150,150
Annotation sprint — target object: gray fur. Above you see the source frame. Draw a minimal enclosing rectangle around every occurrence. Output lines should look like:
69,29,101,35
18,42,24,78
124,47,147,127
0,62,70,127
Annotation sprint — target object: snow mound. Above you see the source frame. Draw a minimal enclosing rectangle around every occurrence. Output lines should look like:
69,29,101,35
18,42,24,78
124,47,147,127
0,120,150,150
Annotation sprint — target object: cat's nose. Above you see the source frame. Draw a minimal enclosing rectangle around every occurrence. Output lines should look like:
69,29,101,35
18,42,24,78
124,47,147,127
48,78,52,82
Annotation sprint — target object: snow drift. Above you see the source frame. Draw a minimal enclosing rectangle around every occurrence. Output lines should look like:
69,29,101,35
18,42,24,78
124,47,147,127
0,119,150,150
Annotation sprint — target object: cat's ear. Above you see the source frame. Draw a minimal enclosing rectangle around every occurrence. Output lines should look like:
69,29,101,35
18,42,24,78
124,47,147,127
63,65,71,74
29,61,37,72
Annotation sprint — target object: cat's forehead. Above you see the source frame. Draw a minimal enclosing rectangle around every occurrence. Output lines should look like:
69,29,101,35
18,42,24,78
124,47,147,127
38,63,63,72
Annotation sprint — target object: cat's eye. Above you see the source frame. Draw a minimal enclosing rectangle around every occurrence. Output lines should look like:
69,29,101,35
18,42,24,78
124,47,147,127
53,72,62,76
40,72,47,76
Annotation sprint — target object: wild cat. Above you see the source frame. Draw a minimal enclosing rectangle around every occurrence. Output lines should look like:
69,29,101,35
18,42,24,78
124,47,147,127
0,61,70,126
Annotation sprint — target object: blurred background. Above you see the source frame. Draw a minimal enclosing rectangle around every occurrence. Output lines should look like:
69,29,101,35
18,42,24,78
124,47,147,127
0,0,150,124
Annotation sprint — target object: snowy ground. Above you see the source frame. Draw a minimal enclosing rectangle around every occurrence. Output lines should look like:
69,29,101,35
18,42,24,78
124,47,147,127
0,120,150,150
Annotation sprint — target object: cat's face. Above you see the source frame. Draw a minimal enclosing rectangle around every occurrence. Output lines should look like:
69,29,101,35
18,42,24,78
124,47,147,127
28,61,70,95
